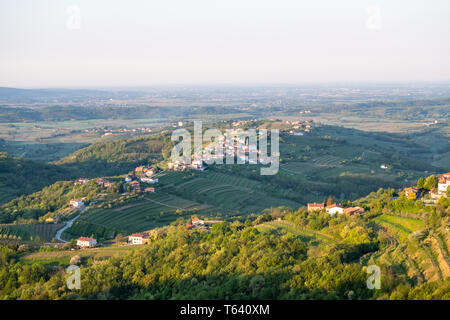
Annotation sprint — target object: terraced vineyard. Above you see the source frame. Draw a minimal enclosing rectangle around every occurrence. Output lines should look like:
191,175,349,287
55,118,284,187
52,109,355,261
0,223,64,241
363,214,450,284
372,214,424,241
158,171,301,214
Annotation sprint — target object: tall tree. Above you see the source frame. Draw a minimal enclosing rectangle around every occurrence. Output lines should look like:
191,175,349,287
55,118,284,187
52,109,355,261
327,196,334,206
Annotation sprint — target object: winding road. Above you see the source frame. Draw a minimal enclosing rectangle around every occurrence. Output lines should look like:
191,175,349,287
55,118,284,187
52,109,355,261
54,214,81,242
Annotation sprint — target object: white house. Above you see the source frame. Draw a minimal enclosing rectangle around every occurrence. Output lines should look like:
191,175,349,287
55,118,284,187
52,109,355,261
77,237,97,248
128,232,150,245
438,173,450,194
191,217,205,226
141,177,158,184
326,204,344,216
69,199,85,209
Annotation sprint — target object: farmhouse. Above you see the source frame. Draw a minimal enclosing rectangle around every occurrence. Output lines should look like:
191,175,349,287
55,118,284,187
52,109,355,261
438,173,450,194
404,187,420,200
326,204,344,216
128,232,150,245
307,202,324,212
344,207,365,216
76,237,97,248
191,217,205,226
69,199,85,209
75,178,89,185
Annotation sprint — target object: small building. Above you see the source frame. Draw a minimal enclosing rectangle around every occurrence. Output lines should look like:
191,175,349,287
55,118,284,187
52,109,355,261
307,203,324,212
77,237,97,248
144,187,155,193
438,173,450,194
326,204,344,216
70,199,85,209
404,187,420,200
191,217,205,226
125,176,133,182
343,207,365,216
140,177,158,184
75,178,89,185
128,232,150,245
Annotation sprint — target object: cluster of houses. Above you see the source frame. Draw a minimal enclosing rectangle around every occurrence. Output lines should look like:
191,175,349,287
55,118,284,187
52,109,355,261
124,165,159,193
305,172,450,216
75,177,115,189
168,158,206,171
168,129,281,171
83,127,152,137
307,202,365,216
403,172,450,201
232,119,258,127
285,119,314,135
95,178,114,188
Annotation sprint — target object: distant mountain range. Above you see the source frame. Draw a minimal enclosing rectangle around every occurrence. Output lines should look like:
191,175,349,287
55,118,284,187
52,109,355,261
0,87,144,102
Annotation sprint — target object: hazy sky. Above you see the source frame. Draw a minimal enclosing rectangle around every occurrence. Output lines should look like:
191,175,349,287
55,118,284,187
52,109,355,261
1,0,450,87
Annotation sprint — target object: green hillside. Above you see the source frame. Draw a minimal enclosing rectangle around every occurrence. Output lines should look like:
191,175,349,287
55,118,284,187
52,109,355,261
55,133,172,177
0,152,71,205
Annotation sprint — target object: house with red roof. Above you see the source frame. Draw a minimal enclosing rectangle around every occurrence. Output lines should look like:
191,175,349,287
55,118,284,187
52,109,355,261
76,237,97,248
